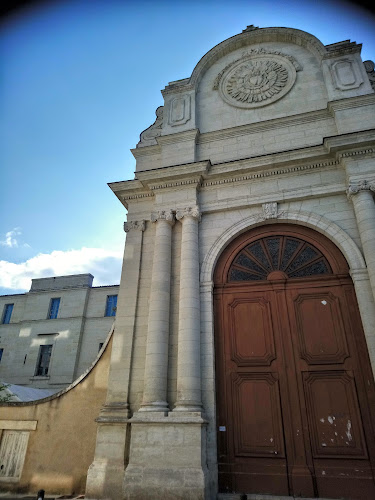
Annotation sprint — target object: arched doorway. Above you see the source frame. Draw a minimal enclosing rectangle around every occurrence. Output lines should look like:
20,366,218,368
214,224,375,499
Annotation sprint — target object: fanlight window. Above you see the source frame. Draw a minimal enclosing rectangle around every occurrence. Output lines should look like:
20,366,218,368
229,235,332,281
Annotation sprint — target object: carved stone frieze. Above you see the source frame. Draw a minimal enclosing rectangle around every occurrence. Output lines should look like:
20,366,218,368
217,52,298,109
176,206,201,221
151,209,175,224
124,220,146,232
137,106,163,147
347,180,375,199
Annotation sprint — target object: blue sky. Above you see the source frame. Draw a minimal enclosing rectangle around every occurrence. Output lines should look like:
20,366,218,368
1,0,374,295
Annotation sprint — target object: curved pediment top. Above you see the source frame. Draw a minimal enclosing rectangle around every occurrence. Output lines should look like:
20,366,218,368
163,26,327,95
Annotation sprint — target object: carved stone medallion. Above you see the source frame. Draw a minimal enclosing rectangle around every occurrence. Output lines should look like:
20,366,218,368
219,54,297,108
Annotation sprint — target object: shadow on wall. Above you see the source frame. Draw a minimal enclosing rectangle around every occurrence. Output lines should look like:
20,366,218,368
0,324,114,497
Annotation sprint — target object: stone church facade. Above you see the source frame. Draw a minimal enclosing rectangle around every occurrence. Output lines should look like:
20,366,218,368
84,26,375,499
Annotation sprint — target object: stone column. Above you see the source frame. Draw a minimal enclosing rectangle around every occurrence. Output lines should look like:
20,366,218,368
350,269,375,378
347,179,375,303
140,209,175,413
174,206,202,412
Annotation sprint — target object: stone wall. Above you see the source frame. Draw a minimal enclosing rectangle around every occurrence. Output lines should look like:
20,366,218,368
0,333,112,496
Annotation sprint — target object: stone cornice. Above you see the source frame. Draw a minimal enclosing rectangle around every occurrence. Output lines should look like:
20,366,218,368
198,108,332,145
202,158,339,188
136,160,210,185
148,177,203,192
323,40,362,59
199,96,375,146
323,129,375,154
108,179,153,209
327,93,375,112
161,79,194,96
128,96,374,156
339,148,375,160
110,129,374,208
131,144,161,159
157,129,199,146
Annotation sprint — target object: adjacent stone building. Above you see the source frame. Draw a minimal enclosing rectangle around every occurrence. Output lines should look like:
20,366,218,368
0,274,118,391
1,25,375,500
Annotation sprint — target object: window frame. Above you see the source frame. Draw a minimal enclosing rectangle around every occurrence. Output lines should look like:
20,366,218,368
1,304,14,324
105,295,117,317
35,344,53,376
47,297,60,320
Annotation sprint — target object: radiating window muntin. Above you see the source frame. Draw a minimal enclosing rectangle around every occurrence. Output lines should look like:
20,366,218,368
229,235,331,282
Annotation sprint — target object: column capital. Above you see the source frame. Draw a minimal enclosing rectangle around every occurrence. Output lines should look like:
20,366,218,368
151,209,175,225
176,205,201,222
123,220,146,232
346,180,375,199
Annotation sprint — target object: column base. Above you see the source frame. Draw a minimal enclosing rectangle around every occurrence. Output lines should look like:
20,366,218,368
124,414,209,499
139,400,169,414
124,465,207,500
85,403,130,499
173,401,203,412
86,460,125,500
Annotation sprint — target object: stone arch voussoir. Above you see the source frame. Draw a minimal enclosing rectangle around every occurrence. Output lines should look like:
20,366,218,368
200,210,365,283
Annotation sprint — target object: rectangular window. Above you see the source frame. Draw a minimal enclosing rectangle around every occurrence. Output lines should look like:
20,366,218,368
2,304,14,324
48,298,60,319
105,295,117,317
35,345,52,376
0,348,3,362
0,430,30,480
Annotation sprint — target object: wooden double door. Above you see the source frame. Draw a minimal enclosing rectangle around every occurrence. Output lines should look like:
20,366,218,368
214,226,375,499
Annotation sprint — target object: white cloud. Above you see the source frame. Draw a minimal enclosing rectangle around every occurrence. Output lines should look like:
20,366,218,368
0,228,22,248
0,247,123,291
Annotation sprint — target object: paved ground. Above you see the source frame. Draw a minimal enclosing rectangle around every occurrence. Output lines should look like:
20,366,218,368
0,495,83,500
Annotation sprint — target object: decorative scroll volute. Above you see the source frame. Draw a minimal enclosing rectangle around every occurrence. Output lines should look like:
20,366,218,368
346,179,375,199
176,206,201,221
151,209,175,225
